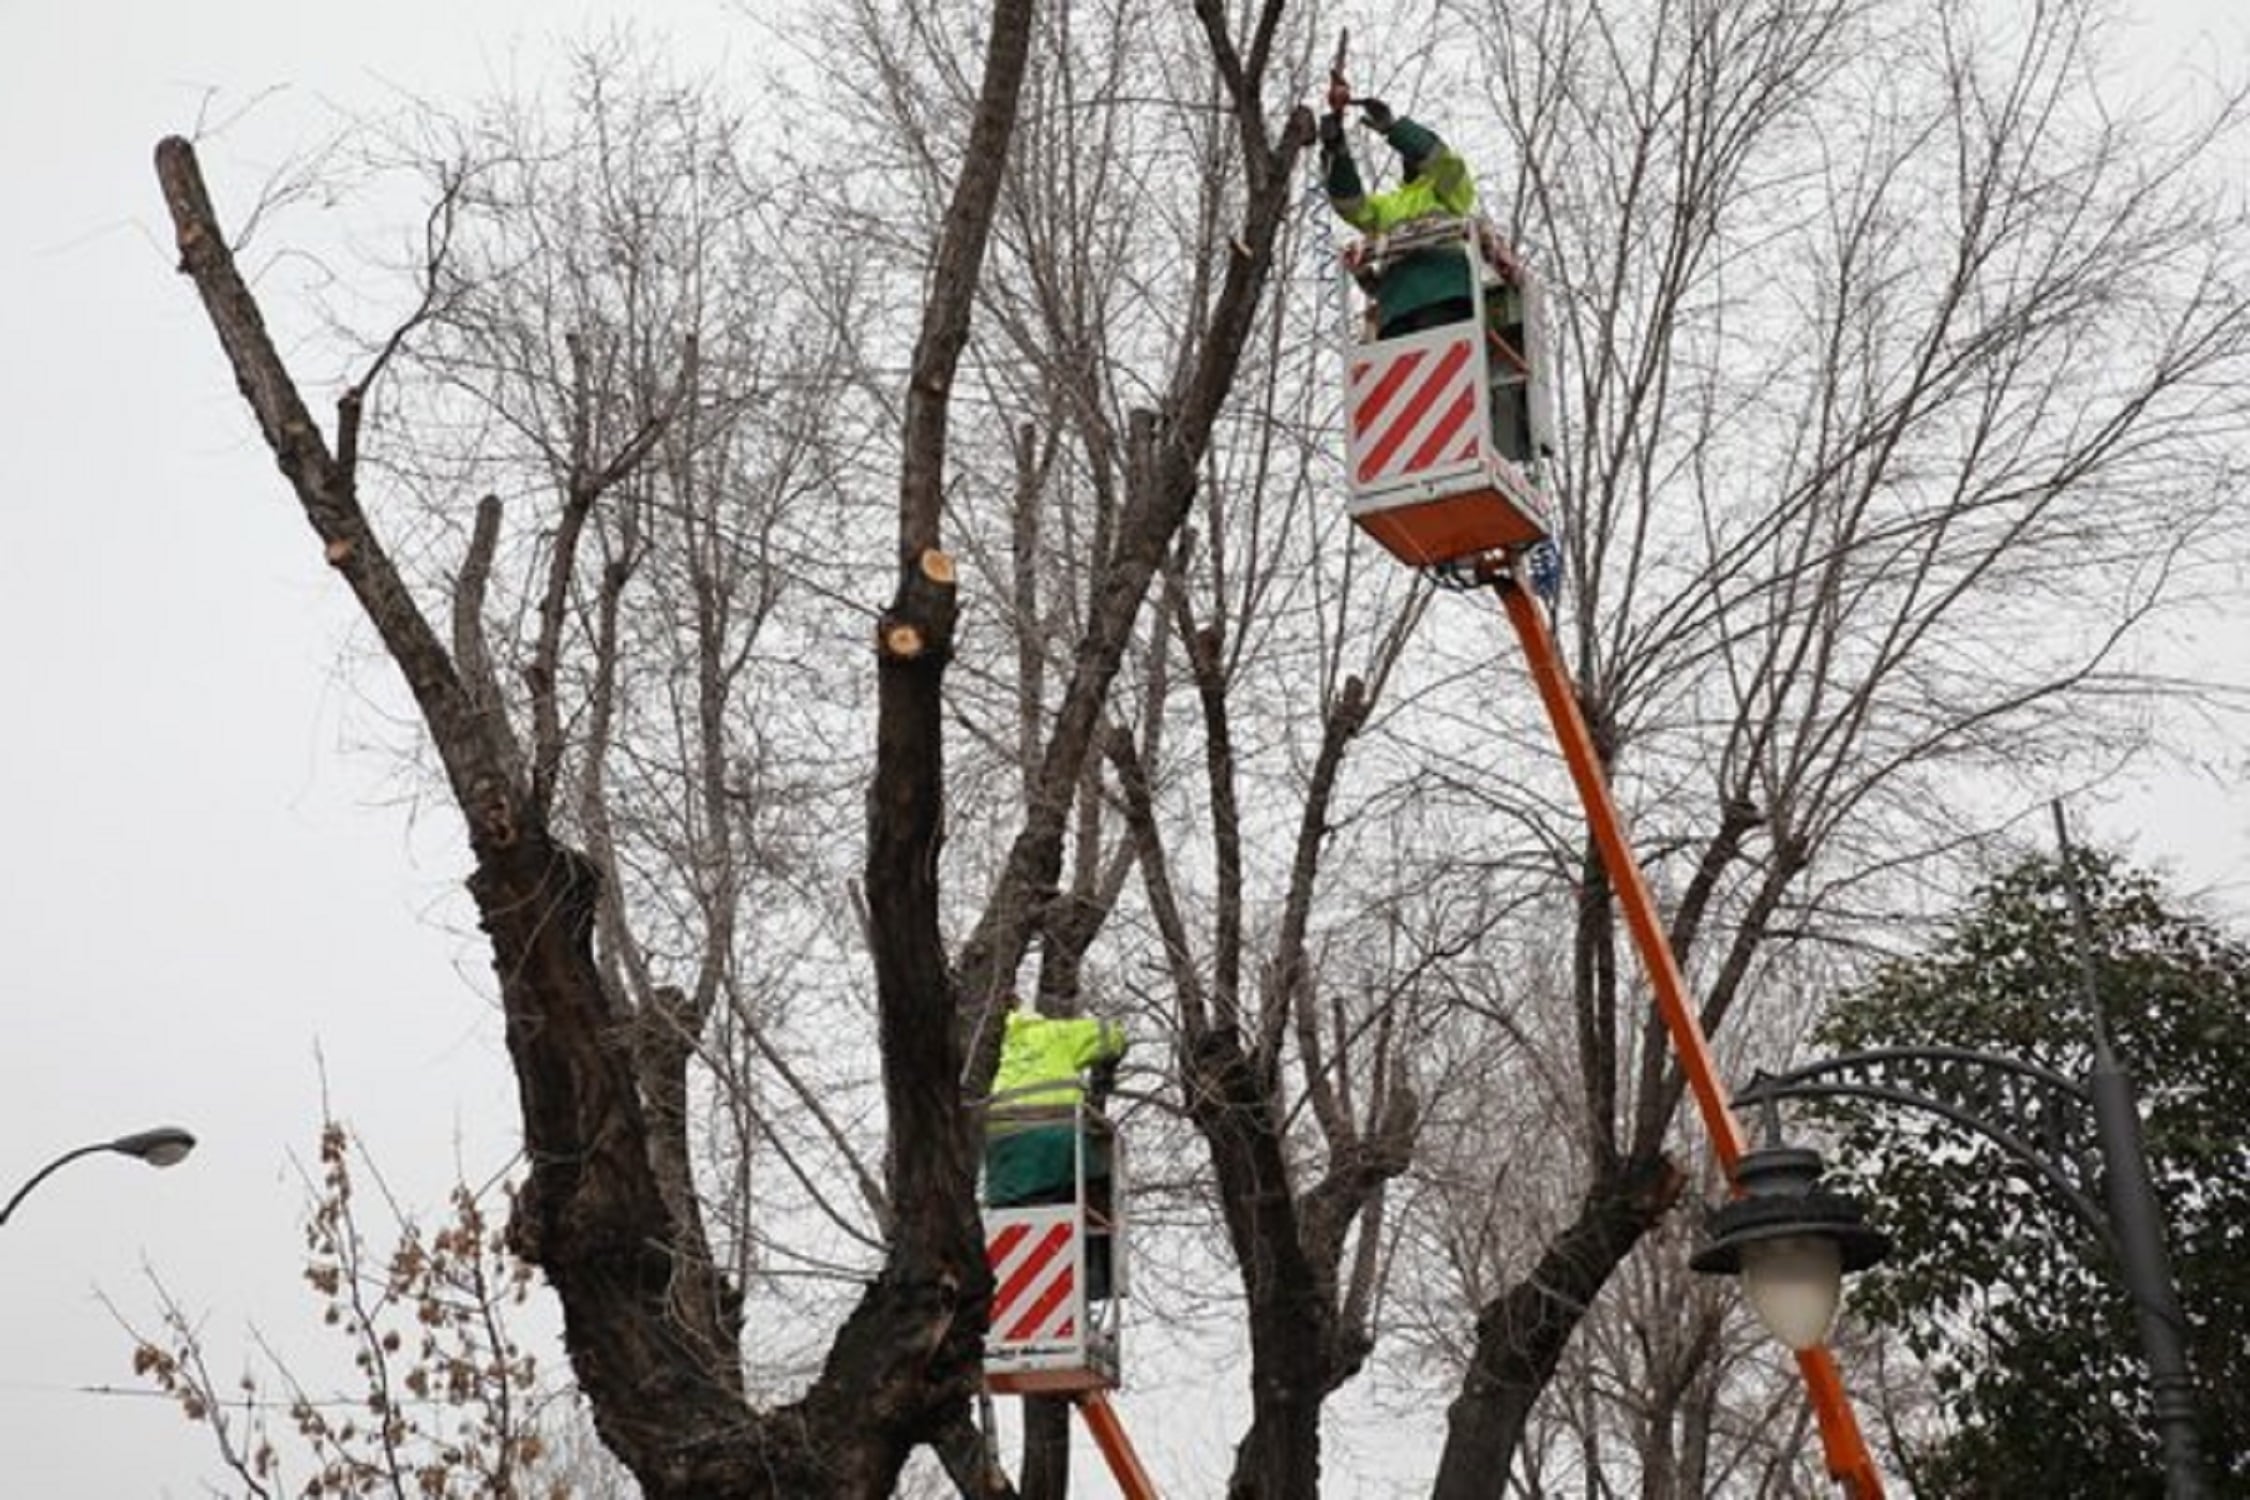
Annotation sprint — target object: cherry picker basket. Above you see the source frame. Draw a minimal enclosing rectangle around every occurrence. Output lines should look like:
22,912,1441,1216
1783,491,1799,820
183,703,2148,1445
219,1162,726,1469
1341,215,1557,576
981,1097,1127,1396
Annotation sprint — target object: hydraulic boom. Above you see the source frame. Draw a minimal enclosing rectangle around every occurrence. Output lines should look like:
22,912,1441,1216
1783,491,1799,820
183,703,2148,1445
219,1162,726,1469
1494,568,1885,1500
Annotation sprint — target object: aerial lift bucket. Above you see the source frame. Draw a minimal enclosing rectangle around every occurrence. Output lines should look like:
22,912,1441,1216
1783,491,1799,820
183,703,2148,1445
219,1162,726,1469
1329,207,1885,1490
1341,216,1557,575
981,1098,1160,1496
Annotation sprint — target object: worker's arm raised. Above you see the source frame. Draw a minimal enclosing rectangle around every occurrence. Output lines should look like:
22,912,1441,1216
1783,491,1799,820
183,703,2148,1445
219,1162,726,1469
1066,1016,1129,1070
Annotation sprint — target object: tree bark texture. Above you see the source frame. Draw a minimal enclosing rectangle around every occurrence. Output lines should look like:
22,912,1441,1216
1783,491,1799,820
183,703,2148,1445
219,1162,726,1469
1429,1154,1683,1500
1017,1396,1072,1500
1187,1029,1331,1500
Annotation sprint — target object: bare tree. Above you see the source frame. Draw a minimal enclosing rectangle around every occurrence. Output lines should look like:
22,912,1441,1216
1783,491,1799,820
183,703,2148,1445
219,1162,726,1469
1400,0,2250,1488
816,1,1521,1491
151,0,2249,1493
155,0,1321,1486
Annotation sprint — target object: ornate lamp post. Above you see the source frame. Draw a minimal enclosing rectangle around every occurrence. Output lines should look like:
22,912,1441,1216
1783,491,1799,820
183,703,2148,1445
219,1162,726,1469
1689,1105,1890,1351
0,1127,198,1228
1713,803,2208,1499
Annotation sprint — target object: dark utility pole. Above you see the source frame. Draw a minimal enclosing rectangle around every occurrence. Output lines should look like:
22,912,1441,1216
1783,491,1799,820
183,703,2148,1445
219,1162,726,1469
2052,802,2209,1500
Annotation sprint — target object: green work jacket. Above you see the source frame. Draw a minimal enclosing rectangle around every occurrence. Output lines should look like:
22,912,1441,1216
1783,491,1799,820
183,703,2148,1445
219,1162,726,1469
1326,117,1479,335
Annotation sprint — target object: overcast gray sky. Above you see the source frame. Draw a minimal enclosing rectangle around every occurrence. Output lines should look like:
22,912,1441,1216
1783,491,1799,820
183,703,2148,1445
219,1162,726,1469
0,5,742,1493
1,2,2244,1496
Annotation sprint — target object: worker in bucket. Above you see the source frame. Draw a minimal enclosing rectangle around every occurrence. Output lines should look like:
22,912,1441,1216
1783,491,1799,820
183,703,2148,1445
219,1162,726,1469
984,1002,1129,1296
1321,96,1479,336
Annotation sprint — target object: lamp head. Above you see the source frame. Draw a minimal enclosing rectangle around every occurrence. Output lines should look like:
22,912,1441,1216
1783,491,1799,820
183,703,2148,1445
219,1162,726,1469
110,1127,197,1168
1689,1126,1888,1351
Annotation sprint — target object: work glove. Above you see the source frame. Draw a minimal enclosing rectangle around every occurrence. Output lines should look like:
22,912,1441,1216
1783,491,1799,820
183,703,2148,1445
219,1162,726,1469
1319,110,1345,151
1358,97,1396,133
1088,1058,1120,1108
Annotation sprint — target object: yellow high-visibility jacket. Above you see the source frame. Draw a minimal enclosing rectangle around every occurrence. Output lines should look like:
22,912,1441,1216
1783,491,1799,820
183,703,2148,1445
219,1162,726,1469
1326,117,1478,335
992,1010,1128,1109
1328,118,1476,232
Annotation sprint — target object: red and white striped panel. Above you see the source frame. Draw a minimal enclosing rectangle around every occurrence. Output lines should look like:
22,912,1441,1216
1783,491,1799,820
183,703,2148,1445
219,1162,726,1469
1349,332,1482,490
988,1213,1079,1347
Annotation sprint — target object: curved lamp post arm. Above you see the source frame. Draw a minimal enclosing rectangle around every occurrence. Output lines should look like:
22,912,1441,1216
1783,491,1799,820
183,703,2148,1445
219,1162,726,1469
1742,1026,2210,1499
1737,1057,2113,1254
0,1127,198,1228
0,1142,110,1227
1748,1044,2088,1102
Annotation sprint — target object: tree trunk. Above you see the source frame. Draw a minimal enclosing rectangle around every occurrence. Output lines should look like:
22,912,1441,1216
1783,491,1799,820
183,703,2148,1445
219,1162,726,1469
1018,1396,1072,1499
1429,1155,1682,1498
1185,1029,1329,1500
472,835,765,1493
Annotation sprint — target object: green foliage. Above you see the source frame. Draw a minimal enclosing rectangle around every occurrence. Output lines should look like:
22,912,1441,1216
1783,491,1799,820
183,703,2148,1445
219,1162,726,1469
1814,849,2250,1497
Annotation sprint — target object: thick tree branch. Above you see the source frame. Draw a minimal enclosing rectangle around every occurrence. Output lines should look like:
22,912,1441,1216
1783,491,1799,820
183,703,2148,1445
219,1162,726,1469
156,135,517,856
953,107,1318,1058
451,493,526,797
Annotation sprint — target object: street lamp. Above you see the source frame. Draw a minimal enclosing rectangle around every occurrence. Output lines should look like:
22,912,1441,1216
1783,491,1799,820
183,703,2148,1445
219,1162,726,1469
1707,800,2212,1498
1690,1106,1891,1351
0,1127,198,1227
